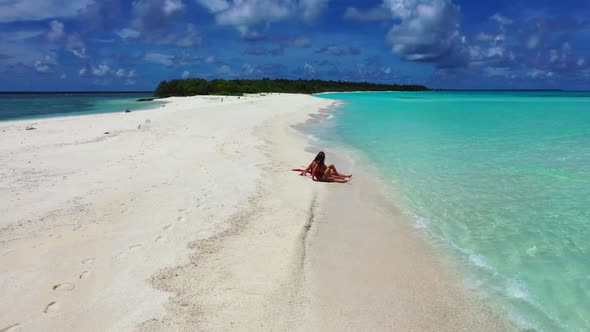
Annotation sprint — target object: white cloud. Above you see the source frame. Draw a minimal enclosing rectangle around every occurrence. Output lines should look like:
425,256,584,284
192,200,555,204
300,0,329,22
577,58,586,67
116,28,141,39
242,64,254,75
549,49,559,63
0,0,94,23
527,69,554,78
120,3,201,48
203,55,218,64
92,64,111,77
47,20,65,42
66,34,88,58
344,5,390,21
487,46,504,57
384,0,468,68
484,66,512,78
475,33,492,42
159,24,202,47
131,0,185,31
163,0,185,14
79,64,137,79
490,13,513,25
0,0,95,23
182,70,190,78
287,36,312,48
34,54,58,73
42,20,89,59
71,49,88,58
34,63,51,73
215,1,290,27
218,64,233,75
144,53,175,66
527,35,540,49
60,73,67,79
316,44,360,56
303,63,316,77
196,0,330,35
194,0,229,12
0,30,44,41
561,42,571,62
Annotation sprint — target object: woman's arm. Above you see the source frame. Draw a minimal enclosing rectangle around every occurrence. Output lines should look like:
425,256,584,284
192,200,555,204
301,161,315,176
311,164,319,181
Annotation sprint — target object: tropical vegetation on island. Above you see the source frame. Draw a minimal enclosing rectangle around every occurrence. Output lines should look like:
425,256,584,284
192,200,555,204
154,78,429,97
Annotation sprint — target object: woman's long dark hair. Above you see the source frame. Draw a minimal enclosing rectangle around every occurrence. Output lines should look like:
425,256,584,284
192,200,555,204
314,151,325,166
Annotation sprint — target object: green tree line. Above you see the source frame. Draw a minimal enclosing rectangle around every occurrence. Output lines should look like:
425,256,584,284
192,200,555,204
154,78,429,97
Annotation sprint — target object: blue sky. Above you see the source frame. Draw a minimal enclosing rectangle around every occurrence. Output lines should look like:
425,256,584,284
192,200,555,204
1,0,589,91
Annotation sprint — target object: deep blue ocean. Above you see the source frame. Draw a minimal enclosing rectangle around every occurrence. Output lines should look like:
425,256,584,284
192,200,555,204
0,92,162,121
315,91,590,331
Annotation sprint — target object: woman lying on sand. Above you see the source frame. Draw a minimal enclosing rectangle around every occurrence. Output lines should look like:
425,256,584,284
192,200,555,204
301,151,351,183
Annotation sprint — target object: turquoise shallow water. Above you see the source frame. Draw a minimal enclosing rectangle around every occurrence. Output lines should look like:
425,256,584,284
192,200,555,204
0,92,162,121
315,91,590,331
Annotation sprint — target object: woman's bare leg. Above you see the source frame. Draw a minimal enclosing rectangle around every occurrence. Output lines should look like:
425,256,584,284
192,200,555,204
322,167,335,181
329,177,350,183
328,164,352,178
321,168,350,183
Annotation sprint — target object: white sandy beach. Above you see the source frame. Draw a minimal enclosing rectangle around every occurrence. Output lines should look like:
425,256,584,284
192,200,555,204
0,94,513,331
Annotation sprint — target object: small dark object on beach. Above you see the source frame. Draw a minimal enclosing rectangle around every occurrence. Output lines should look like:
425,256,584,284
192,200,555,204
25,126,36,130
125,109,132,113
137,98,155,102
104,131,110,134
137,124,141,129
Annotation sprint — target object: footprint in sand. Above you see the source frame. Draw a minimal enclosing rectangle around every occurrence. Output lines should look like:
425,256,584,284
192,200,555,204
155,235,165,242
81,258,95,265
177,216,186,222
52,283,75,291
44,301,59,313
162,224,172,230
1,250,16,257
79,271,91,279
0,323,21,332
129,244,142,250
